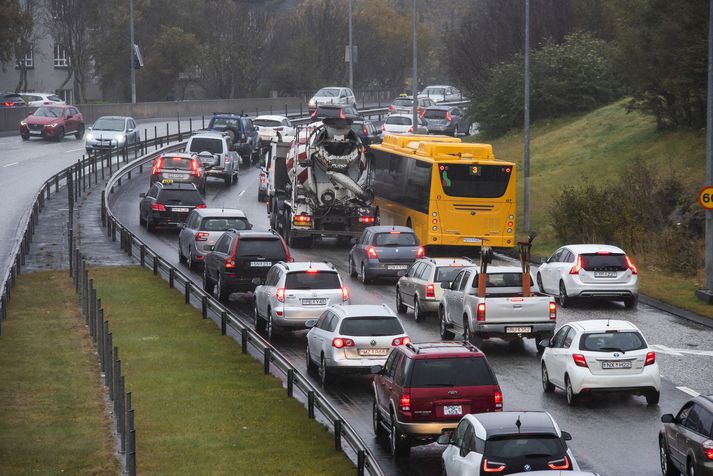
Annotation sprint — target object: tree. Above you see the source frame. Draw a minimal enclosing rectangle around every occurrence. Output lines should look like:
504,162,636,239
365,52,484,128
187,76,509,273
0,0,32,66
12,0,38,92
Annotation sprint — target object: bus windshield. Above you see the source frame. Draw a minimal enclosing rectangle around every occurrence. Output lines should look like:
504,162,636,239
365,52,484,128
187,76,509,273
439,164,512,198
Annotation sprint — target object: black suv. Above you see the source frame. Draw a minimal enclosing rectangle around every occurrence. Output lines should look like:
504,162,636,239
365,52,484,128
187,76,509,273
202,230,291,302
311,104,361,121
139,182,206,231
207,113,261,165
659,395,713,476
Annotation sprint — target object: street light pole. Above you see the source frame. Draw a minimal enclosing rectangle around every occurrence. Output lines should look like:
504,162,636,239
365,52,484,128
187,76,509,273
411,0,418,133
348,0,353,91
523,0,531,233
704,0,713,297
129,0,136,104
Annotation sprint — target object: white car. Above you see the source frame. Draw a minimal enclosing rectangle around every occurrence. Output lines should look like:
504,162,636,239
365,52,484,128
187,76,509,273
253,261,349,340
382,113,428,134
540,319,660,406
308,87,356,110
535,244,638,309
420,85,463,103
305,304,409,385
19,92,66,107
439,411,579,475
254,115,295,143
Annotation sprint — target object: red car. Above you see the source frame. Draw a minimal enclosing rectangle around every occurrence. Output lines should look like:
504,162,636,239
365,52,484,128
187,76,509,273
372,341,503,456
19,104,85,141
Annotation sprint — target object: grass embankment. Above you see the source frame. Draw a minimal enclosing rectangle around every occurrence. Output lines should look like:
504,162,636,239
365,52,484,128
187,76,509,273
0,271,119,475
89,266,353,475
470,100,711,318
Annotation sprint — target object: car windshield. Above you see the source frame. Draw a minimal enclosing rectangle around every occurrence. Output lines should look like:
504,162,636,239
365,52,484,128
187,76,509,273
316,88,340,97
254,119,282,127
199,217,249,231
439,164,512,198
33,107,64,118
580,331,646,352
373,232,418,247
339,316,404,336
284,271,341,290
435,266,465,282
386,116,411,126
236,238,286,260
93,118,125,131
484,434,565,459
410,357,496,387
581,253,628,271
423,110,448,119
392,99,413,107
157,189,204,206
188,138,224,155
161,156,193,170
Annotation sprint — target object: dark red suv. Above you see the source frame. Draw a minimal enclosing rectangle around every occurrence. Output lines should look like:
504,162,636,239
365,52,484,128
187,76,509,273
372,341,503,457
19,104,85,141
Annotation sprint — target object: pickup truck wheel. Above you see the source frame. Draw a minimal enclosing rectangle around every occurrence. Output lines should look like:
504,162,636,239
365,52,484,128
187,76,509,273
558,281,570,308
395,288,407,313
541,364,555,393
439,308,454,340
464,320,482,347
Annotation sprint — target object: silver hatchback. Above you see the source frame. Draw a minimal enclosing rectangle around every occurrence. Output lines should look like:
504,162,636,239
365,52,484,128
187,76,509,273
178,208,251,270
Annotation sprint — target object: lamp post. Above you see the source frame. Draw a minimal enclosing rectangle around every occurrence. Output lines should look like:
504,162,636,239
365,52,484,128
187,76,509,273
699,0,713,303
129,0,136,103
523,0,531,233
411,0,418,133
348,0,353,91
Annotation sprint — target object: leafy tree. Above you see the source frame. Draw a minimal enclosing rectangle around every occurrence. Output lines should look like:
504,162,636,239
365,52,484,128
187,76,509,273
0,0,32,65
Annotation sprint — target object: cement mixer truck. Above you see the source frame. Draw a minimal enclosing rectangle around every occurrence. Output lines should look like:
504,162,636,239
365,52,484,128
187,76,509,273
266,106,377,248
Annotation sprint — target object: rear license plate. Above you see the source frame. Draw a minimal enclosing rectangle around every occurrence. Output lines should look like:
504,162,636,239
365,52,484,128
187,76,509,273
463,237,482,243
594,271,617,278
250,261,272,267
602,360,632,369
166,173,187,179
506,326,532,334
387,265,408,270
171,207,189,213
443,405,462,416
358,348,388,356
301,298,326,305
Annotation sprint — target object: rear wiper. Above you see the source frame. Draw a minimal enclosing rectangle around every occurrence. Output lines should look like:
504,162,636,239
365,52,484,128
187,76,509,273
423,383,455,387
599,347,626,354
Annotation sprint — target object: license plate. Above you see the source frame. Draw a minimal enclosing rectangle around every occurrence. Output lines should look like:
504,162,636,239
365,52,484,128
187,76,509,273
358,348,388,356
166,173,187,179
463,237,482,243
443,405,462,416
602,360,632,369
29,131,42,135
250,261,272,267
301,298,326,305
594,271,617,278
387,265,408,270
506,326,532,334
171,207,189,213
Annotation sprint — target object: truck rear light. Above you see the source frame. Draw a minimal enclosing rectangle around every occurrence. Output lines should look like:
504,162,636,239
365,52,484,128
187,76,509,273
196,204,206,209
426,284,435,298
358,216,376,223
332,337,354,348
276,288,285,302
416,247,425,259
367,246,378,259
549,302,557,320
547,456,570,470
494,390,503,409
195,232,209,241
293,214,312,225
703,440,713,460
476,303,486,321
399,392,410,412
482,459,506,473
625,256,638,275
445,111,453,122
151,203,166,211
645,351,656,366
392,336,410,346
341,286,350,301
572,354,588,367
151,157,164,175
569,255,583,274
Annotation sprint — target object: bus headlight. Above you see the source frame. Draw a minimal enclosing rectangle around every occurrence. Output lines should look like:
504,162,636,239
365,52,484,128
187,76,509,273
507,228,512,233
432,226,438,231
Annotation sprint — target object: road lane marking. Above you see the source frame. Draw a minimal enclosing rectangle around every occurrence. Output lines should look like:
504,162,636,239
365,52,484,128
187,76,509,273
65,147,84,153
650,345,684,356
676,386,700,397
650,345,713,358
236,190,246,200
2,162,18,168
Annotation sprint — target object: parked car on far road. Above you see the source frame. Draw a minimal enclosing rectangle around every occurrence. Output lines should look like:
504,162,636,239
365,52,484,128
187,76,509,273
659,395,713,476
19,104,84,141
85,116,140,153
19,92,65,107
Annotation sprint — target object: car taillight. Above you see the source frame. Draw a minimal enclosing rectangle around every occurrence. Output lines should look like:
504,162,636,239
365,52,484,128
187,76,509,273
363,126,368,135
367,246,378,259
341,286,350,301
703,440,713,460
494,390,503,409
196,204,206,209
276,287,285,302
194,232,209,241
259,173,266,184
225,258,236,269
332,337,354,348
645,351,656,366
569,255,583,274
476,303,486,321
407,127,413,132
482,459,506,473
293,214,312,225
190,159,200,176
151,203,166,211
388,105,396,111
358,216,376,223
399,392,410,412
626,255,638,275
426,283,435,298
418,110,425,118
549,302,557,320
416,246,425,259
380,123,385,131
445,111,453,122
151,157,164,175
339,108,346,119
572,354,588,367
547,456,570,470
392,336,410,346
4,101,15,107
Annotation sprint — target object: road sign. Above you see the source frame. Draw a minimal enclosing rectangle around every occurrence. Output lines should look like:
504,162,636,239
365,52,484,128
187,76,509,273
699,186,713,210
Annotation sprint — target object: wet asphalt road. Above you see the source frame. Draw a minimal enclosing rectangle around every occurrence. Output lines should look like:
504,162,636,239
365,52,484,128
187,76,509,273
108,164,713,476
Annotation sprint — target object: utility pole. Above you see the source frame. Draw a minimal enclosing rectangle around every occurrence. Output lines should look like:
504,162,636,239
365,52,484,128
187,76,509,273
129,0,136,103
702,0,713,302
523,0,531,233
348,0,353,91
411,0,418,133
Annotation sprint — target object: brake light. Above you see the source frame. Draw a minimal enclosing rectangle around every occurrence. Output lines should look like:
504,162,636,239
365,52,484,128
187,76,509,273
196,204,206,209
418,110,425,119
645,351,656,366
4,101,15,107
367,246,378,259
310,110,317,119
332,337,355,348
293,214,312,224
476,303,486,321
194,232,209,241
388,105,396,111
596,251,611,255
341,286,350,301
306,269,319,274
482,459,506,473
407,127,413,132
259,173,266,184
399,393,410,412
392,336,410,346
363,126,368,135
151,203,166,211
190,159,199,176
445,111,453,122
547,456,570,470
494,390,503,409
339,108,346,119
626,255,638,275
549,302,557,320
151,157,164,175
276,288,285,302
572,354,588,367
358,216,376,223
569,255,583,274
426,283,435,298
416,246,425,259
225,258,236,269
703,440,713,460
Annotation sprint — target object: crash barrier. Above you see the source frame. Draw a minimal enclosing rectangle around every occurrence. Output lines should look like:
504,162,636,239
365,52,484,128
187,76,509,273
103,148,385,475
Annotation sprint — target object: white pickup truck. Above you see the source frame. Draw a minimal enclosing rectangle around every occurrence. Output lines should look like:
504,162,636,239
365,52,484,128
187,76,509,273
438,265,557,352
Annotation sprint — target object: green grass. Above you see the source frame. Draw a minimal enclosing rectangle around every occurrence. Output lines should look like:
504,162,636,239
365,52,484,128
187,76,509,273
468,100,709,317
0,271,119,475
89,266,353,475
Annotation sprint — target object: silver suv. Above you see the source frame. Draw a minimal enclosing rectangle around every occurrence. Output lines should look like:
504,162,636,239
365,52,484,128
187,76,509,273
253,262,349,340
178,208,251,270
185,131,240,186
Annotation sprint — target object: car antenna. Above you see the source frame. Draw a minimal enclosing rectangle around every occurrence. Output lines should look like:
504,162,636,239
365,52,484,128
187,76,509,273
606,318,610,327
516,415,522,433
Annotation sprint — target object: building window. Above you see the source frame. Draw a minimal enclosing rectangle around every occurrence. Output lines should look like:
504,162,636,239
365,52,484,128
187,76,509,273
15,46,34,69
54,44,69,68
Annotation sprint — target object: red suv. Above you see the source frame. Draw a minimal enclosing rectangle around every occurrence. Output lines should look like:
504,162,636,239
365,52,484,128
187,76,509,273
20,104,85,141
372,341,502,457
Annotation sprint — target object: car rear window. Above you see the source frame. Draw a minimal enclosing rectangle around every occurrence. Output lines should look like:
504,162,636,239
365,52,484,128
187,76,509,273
435,266,464,282
254,119,282,127
236,238,286,260
439,164,512,198
580,331,646,352
157,189,204,205
200,217,249,231
284,271,341,290
484,434,565,459
423,110,447,119
581,253,628,271
209,117,242,130
392,99,413,107
386,116,411,125
473,272,534,288
188,138,224,154
48,95,63,102
162,156,194,170
373,232,418,246
339,316,404,336
409,357,496,387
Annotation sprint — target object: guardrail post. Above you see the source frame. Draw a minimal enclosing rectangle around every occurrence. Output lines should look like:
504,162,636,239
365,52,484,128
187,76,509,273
118,375,125,453
201,296,207,319
100,191,106,227
68,230,73,277
221,312,227,335
263,348,271,374
126,232,132,257
168,268,174,289
89,283,95,326
307,391,315,419
113,356,120,407
153,256,158,275
189,117,192,134
357,450,365,476
184,281,190,304
128,416,136,476
140,245,145,266
334,419,342,451
124,392,132,454
241,328,248,353
287,369,294,397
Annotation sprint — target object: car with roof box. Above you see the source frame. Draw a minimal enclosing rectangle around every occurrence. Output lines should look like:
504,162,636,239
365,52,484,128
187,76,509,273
139,182,206,231
349,225,424,284
372,341,503,457
178,208,251,270
659,394,713,476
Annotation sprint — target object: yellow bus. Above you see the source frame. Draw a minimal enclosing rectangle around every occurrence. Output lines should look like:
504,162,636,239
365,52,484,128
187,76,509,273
369,134,516,250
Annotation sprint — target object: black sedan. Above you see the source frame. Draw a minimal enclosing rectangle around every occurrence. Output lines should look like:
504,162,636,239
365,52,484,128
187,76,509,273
139,182,206,232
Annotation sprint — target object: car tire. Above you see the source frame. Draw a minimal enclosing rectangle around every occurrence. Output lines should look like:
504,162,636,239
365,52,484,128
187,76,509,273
188,248,197,271
319,354,331,385
360,263,371,285
558,281,570,308
396,288,407,313
254,303,265,332
537,273,544,293
413,298,422,322
21,133,29,140
306,347,317,372
659,437,678,476
265,314,274,341
646,390,660,406
224,174,231,187
349,257,358,278
146,217,155,232
372,399,387,438
389,413,410,457
439,307,455,340
542,364,555,393
464,319,482,347
624,296,638,310
56,126,65,142
139,212,145,226
216,273,229,303
565,375,579,406
178,245,187,264
75,124,85,139
688,460,696,476
202,267,214,294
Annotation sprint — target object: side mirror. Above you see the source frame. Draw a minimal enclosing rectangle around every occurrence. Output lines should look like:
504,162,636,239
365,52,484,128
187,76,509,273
538,339,550,350
205,245,215,252
436,434,451,445
370,365,383,375
248,223,253,229
87,126,93,131
661,414,675,423
127,128,134,132
305,319,317,329
349,238,358,247
440,281,451,289
560,431,572,441
139,193,146,198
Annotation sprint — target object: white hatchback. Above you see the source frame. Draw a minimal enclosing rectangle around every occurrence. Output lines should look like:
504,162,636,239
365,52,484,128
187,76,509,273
540,319,660,406
382,114,428,134
254,115,295,143
535,244,638,309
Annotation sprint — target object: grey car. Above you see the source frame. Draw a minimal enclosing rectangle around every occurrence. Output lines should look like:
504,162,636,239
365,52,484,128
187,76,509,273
85,116,140,153
150,152,206,195
348,226,423,284
422,106,471,136
178,207,251,270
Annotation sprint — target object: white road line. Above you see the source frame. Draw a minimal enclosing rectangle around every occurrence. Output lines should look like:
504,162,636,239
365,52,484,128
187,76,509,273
676,386,701,397
65,147,84,153
650,344,684,356
236,190,246,200
2,162,19,168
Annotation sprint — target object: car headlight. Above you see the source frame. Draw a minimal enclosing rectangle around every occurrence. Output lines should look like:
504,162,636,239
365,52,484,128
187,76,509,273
308,99,316,107
85,133,94,141
116,134,126,145
46,123,56,128
20,121,26,126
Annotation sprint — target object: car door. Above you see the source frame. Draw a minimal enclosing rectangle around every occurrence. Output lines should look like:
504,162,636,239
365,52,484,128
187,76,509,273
443,420,469,475
258,267,276,318
413,263,431,301
401,262,421,301
542,248,564,292
356,230,370,270
443,271,464,325
451,423,481,476
676,403,711,469
546,325,573,388
127,119,137,143
141,184,158,220
180,211,196,256
308,311,329,363
375,350,401,416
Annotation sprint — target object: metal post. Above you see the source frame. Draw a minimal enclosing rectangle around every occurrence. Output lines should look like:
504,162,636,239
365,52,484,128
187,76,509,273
523,0,531,233
348,0,353,91
357,450,365,476
221,311,227,335
201,296,207,319
241,328,248,353
307,391,315,419
140,245,145,266
129,0,136,103
264,348,270,374
185,281,190,304
411,0,418,131
153,255,158,275
704,0,713,299
287,369,294,397
169,268,174,288
334,419,342,451
118,375,125,453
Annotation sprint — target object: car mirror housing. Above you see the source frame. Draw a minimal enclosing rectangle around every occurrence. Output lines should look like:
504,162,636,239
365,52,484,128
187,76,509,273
661,414,674,423
440,281,451,289
436,434,451,445
370,365,383,375
139,193,146,198
538,339,550,349
349,238,358,247
205,245,215,252
560,431,572,441
305,319,317,328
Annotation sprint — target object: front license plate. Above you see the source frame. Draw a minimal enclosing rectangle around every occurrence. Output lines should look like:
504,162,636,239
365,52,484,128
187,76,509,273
358,348,388,356
171,207,189,213
301,298,326,305
602,360,632,369
506,326,532,334
594,271,617,278
250,261,272,267
443,405,462,416
463,237,482,243
387,265,408,270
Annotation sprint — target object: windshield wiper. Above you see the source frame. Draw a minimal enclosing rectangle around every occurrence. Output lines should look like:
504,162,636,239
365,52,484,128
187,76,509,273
599,347,626,354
